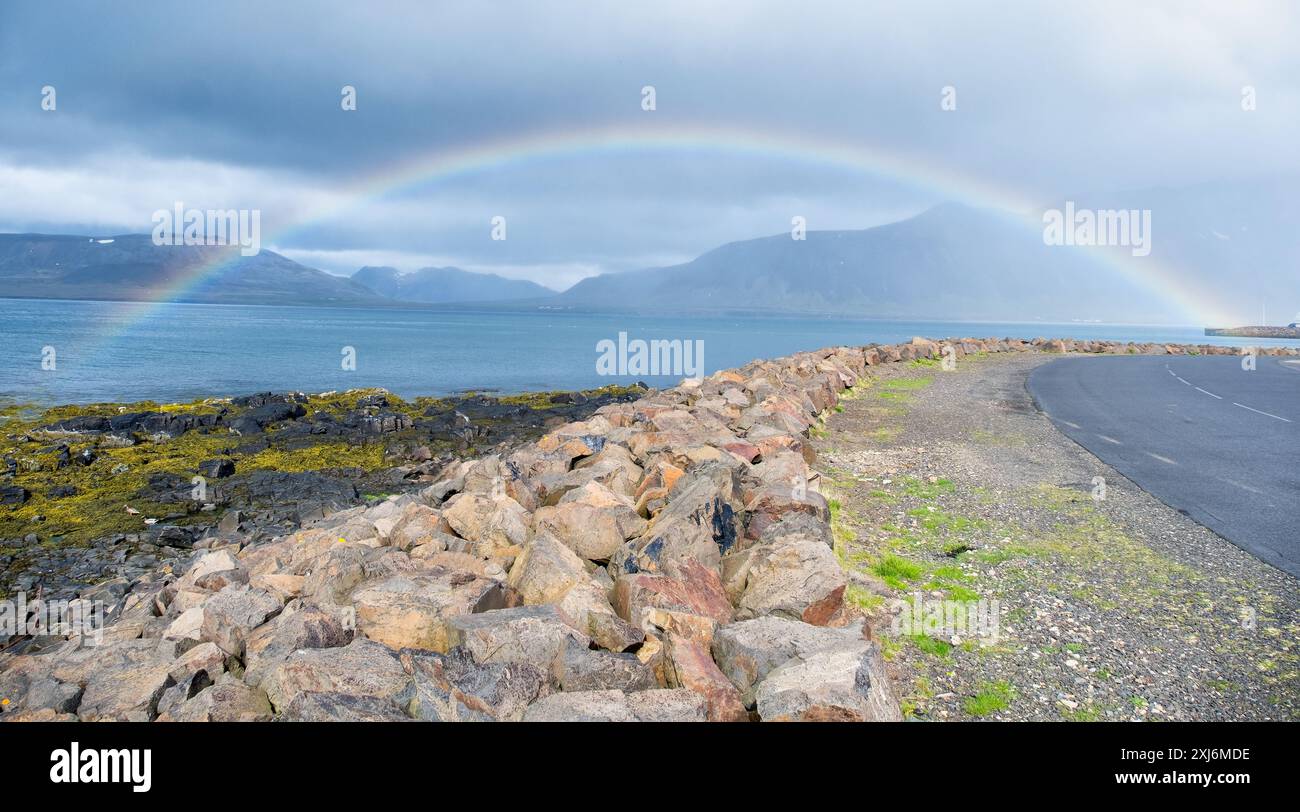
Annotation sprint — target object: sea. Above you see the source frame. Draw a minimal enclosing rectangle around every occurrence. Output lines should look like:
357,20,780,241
0,297,1291,406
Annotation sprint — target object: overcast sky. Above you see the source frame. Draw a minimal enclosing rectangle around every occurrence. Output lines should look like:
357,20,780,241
1,1,1296,289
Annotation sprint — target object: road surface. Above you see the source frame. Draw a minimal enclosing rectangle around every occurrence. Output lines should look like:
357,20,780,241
1028,354,1299,577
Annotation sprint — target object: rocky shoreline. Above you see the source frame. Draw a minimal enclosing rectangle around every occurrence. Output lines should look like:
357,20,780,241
0,385,644,600
2,337,1296,722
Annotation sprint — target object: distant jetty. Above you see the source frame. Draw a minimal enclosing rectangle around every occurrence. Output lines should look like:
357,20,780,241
1205,325,1300,339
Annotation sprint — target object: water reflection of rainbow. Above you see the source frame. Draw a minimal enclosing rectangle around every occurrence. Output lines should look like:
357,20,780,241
104,122,1236,332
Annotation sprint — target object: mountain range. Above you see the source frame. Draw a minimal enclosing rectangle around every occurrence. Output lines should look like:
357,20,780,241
352,265,553,303
2,177,1294,324
0,234,386,306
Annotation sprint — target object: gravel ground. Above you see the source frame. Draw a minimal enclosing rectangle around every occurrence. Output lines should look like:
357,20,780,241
814,352,1299,721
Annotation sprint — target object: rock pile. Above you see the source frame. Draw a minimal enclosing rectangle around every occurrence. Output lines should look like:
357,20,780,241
2,337,1295,722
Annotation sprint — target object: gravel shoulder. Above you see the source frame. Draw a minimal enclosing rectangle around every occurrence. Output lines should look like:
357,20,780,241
814,352,1299,721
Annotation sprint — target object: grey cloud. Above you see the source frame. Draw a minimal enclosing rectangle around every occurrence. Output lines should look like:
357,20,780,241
0,0,1296,289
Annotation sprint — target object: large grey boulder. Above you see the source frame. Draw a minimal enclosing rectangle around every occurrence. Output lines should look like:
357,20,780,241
77,657,176,721
157,674,274,722
733,540,846,626
446,605,588,676
262,638,413,712
712,616,866,706
243,604,352,688
441,492,531,554
533,484,645,562
401,647,547,722
753,639,901,722
553,643,658,693
199,585,283,656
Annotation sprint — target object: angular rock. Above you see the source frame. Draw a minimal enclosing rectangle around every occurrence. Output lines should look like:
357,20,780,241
244,605,352,687
410,550,506,581
168,641,227,683
401,646,547,722
553,642,658,692
612,559,734,630
351,571,512,652
735,540,846,625
612,463,742,575
534,483,646,562
441,492,531,553
162,606,205,645
181,549,247,591
263,638,413,712
157,674,274,722
249,572,305,602
77,657,175,721
446,605,588,674
662,633,748,722
507,531,589,605
385,503,445,551
753,639,901,722
584,609,645,653
199,585,282,656
712,616,867,706
1,675,81,715
282,691,412,721
302,543,368,606
520,687,707,721
742,482,830,541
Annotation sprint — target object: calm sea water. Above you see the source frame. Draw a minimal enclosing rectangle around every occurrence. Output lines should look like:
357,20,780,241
0,298,1289,406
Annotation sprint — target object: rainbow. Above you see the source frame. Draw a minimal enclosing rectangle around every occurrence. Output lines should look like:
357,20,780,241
103,121,1240,333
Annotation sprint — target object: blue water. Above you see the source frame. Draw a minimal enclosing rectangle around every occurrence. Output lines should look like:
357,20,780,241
0,298,1291,405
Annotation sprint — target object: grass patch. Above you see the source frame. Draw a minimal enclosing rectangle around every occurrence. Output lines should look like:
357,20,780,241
866,427,900,442
882,376,933,391
907,506,984,534
910,634,953,659
845,583,885,613
871,553,927,588
965,680,1014,717
898,476,955,500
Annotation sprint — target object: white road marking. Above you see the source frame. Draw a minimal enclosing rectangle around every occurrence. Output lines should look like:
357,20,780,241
1145,451,1177,465
1175,376,1191,386
1098,434,1122,445
1222,478,1263,495
1056,418,1081,429
1194,386,1222,400
1232,402,1293,423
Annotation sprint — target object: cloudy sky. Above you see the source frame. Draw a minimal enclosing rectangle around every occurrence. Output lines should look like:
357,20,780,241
1,0,1296,289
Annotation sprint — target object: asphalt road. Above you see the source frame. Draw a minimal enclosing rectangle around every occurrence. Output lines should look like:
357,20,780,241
1028,354,1300,577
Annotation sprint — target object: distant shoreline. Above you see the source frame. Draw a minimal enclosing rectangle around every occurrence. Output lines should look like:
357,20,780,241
1205,325,1300,340
0,294,1213,327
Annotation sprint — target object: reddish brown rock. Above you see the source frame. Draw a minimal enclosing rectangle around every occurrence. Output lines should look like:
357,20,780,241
662,633,748,722
612,559,734,628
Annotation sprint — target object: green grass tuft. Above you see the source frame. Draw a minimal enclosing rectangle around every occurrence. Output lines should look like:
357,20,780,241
965,680,1015,717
